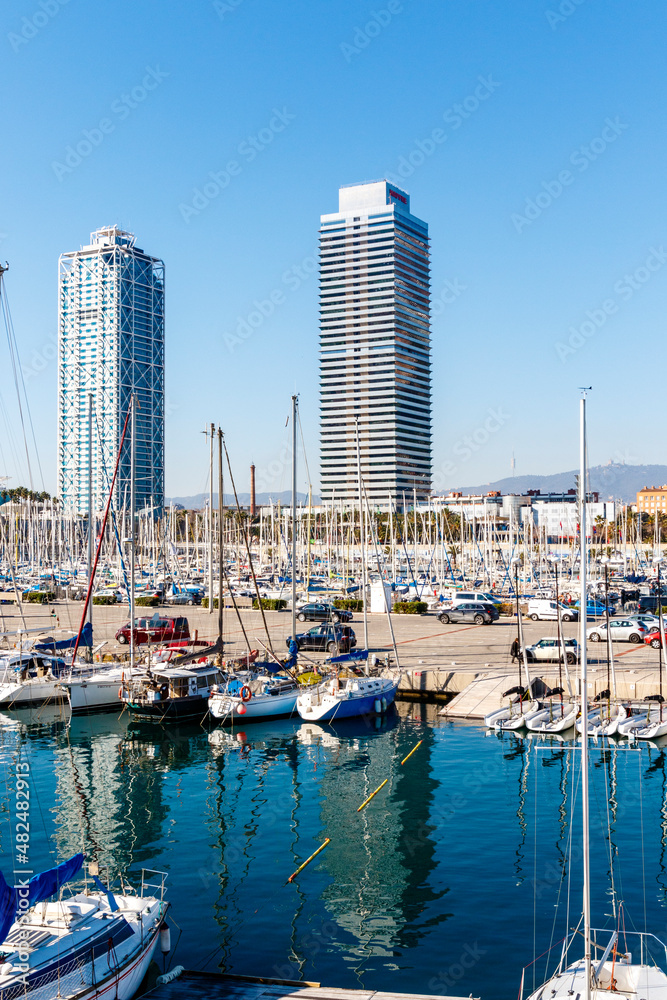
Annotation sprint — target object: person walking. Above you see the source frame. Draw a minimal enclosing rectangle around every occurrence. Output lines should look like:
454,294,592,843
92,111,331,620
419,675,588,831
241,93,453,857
510,637,520,662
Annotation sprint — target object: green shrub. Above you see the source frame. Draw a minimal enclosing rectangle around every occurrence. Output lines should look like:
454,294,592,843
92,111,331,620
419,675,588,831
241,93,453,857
201,597,219,609
333,598,363,611
498,602,514,617
135,595,159,607
24,591,54,604
93,595,117,605
392,600,428,615
252,598,287,611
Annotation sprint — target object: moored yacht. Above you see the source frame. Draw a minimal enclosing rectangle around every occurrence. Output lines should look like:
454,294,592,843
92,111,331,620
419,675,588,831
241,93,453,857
208,672,300,724
121,662,223,721
0,854,169,1000
296,671,398,723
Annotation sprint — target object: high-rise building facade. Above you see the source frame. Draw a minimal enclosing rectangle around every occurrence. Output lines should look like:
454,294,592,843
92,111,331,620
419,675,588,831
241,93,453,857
319,181,431,508
58,226,165,514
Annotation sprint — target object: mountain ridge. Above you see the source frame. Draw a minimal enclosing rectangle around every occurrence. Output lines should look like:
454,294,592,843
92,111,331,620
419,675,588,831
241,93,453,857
167,465,667,508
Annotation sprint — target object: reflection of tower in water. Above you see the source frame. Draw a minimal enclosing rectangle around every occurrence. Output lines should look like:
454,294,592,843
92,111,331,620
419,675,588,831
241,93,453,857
312,715,447,962
52,724,170,874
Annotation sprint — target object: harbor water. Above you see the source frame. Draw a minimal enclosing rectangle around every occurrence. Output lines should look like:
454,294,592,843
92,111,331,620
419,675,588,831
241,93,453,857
4,702,667,999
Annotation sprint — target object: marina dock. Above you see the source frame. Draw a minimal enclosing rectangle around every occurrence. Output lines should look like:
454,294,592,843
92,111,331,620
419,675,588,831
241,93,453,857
143,972,475,1000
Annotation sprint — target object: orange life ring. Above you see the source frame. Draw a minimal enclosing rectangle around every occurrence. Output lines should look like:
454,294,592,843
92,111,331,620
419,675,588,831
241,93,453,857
240,685,252,702
118,687,123,698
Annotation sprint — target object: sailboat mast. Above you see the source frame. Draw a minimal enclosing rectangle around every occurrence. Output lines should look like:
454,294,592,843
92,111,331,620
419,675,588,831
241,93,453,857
130,394,136,674
579,394,592,1000
291,395,298,643
208,422,214,615
87,392,93,631
355,418,369,652
217,428,224,648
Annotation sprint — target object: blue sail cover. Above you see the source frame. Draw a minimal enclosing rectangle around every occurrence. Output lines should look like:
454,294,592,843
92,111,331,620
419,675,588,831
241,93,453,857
35,622,93,651
328,649,370,664
282,638,298,671
0,853,84,947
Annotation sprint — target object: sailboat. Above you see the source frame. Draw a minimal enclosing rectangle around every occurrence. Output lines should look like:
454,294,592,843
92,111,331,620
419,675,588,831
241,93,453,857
0,854,169,1000
520,395,667,1000
575,556,627,737
296,415,400,723
622,562,667,740
486,565,542,730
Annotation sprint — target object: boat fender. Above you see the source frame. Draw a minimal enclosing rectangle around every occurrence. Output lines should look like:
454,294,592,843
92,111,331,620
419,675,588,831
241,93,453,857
374,699,381,714
0,964,13,977
160,922,171,954
237,703,247,715
240,685,252,702
381,697,387,711
156,966,184,985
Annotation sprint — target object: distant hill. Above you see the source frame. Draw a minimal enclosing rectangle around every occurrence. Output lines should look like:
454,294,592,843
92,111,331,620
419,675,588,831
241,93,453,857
166,491,317,509
455,464,667,504
168,464,667,508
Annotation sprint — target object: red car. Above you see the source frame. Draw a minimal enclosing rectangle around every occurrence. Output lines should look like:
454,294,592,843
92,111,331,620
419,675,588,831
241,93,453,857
644,630,667,649
116,614,190,646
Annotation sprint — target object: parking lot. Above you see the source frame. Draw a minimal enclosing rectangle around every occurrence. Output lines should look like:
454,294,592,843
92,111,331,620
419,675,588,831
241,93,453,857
1,600,663,681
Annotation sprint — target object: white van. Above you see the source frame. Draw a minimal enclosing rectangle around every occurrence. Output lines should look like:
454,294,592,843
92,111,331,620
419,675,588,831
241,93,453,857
451,591,502,608
528,599,578,622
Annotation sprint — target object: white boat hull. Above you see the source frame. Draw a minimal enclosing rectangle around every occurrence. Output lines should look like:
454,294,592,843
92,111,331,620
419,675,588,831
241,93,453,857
575,703,627,736
526,702,577,733
209,687,298,722
0,678,66,707
296,676,398,722
63,670,125,713
485,701,541,730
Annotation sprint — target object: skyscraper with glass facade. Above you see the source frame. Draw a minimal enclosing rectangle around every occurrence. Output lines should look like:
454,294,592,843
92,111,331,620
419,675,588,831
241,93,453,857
57,226,165,514
319,181,431,508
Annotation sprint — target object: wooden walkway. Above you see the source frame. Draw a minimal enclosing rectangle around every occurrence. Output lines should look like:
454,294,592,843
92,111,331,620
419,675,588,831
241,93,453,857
143,972,475,1000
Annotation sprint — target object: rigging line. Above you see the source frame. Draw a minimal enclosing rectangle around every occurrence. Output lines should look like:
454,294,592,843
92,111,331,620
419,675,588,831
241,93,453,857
0,391,26,486
601,745,617,920
533,743,538,995
94,410,131,600
0,280,42,489
638,746,647,934
221,433,274,655
295,408,312,489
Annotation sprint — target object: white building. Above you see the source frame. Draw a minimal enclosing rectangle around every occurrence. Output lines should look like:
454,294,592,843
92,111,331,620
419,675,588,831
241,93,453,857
319,181,431,509
57,227,165,514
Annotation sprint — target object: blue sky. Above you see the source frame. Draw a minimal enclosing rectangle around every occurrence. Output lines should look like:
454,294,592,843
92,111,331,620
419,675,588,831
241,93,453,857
1,0,665,499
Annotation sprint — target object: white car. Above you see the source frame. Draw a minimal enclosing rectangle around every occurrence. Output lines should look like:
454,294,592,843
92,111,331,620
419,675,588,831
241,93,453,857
524,637,579,664
587,619,649,644
624,613,661,630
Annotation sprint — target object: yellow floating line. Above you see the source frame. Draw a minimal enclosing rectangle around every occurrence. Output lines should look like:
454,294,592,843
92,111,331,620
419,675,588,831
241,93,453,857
287,838,331,883
357,778,388,812
400,740,423,765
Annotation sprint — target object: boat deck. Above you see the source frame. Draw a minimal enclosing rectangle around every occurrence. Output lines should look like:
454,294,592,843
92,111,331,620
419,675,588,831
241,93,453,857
144,972,475,1000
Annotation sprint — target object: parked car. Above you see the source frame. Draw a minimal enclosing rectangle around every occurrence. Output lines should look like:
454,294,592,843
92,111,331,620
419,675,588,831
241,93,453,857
644,630,667,649
587,620,649,644
527,599,578,622
116,614,190,646
94,587,122,602
574,600,615,618
438,602,499,625
638,595,667,614
523,637,579,664
164,590,201,606
296,602,352,623
624,613,660,630
289,624,356,653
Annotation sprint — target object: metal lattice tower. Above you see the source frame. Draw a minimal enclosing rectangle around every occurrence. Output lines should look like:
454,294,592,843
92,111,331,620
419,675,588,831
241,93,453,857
57,226,165,514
